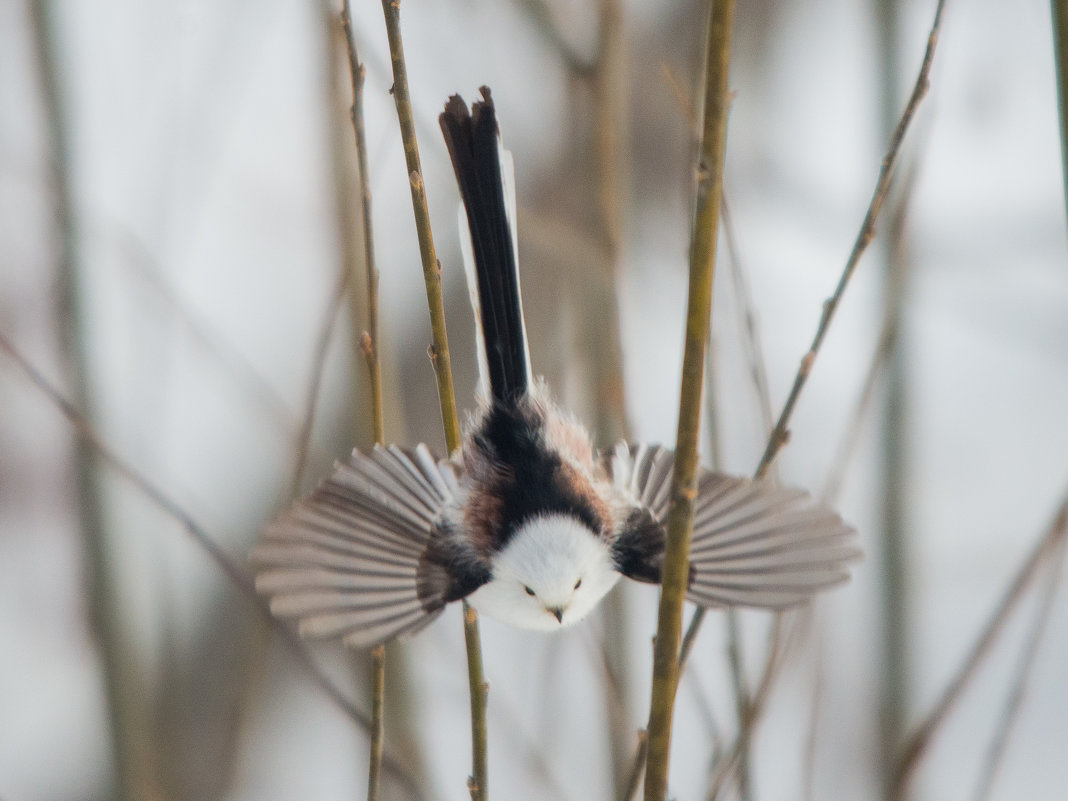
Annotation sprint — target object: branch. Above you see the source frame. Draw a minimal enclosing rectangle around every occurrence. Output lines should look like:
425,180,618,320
642,1,734,798
753,0,945,479
28,5,141,798
969,533,1066,801
0,333,423,800
1051,0,1068,220
379,0,460,453
889,496,1068,799
378,3,487,798
341,4,388,799
673,0,947,721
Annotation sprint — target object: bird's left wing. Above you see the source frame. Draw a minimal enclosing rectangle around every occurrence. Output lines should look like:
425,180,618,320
608,443,859,609
252,444,487,648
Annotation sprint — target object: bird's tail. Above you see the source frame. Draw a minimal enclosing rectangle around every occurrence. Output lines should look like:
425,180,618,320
440,87,531,404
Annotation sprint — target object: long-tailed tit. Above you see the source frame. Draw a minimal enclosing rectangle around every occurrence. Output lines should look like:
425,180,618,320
252,88,858,647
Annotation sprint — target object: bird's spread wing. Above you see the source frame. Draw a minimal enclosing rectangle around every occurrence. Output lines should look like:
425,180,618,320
609,443,859,609
252,444,481,648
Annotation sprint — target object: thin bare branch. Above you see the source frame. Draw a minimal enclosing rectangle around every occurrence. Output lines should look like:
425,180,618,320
668,3,949,764
970,534,1066,801
28,5,142,799
890,496,1068,799
0,333,423,800
290,269,349,498
753,0,946,480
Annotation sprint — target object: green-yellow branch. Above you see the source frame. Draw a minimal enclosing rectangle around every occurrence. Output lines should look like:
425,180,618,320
380,0,460,453
379,3,487,799
642,1,734,799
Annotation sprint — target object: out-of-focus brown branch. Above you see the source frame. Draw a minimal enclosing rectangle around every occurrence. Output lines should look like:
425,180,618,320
290,270,349,497
28,5,143,799
0,333,424,800
514,0,593,74
889,497,1068,800
970,532,1066,801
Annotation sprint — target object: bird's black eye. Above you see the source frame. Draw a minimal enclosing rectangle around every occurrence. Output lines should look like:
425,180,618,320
523,585,536,596
574,578,582,590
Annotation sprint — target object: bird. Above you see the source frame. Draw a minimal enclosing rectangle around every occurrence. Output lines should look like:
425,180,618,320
251,87,859,648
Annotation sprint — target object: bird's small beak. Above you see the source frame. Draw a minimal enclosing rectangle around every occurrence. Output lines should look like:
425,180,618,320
549,607,564,623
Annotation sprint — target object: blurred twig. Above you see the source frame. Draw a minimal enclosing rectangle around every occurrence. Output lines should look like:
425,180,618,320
889,496,1068,799
0,333,424,800
705,613,804,800
721,198,775,441
801,621,827,801
753,0,945,480
378,4,487,799
514,0,592,74
97,220,314,453
28,5,143,800
970,532,1066,801
642,1,734,798
1051,0,1068,218
587,0,636,793
290,269,349,497
875,0,911,791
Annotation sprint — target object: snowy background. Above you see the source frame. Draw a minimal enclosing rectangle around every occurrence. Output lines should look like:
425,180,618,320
2,1,1066,800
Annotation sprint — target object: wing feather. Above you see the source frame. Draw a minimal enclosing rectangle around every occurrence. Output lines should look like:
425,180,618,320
252,445,473,647
609,443,859,610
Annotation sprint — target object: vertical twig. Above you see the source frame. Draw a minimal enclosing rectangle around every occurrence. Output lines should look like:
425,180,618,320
674,0,947,708
724,611,752,801
290,270,349,498
1051,0,1068,219
590,0,629,445
379,0,460,452
875,0,911,794
343,2,385,447
366,644,387,801
341,4,387,799
28,6,144,800
589,1,635,794
642,1,734,799
378,4,487,799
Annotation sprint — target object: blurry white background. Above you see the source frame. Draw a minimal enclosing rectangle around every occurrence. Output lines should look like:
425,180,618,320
2,1,1066,800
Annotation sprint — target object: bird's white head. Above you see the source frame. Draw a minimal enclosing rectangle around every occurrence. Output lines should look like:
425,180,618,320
467,513,620,630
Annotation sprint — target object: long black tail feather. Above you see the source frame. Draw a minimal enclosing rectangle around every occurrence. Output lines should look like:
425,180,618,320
439,87,529,403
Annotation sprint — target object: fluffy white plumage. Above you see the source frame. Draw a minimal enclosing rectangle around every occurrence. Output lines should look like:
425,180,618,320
466,513,621,630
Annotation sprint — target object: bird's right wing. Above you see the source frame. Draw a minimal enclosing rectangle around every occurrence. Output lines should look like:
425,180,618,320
609,443,859,609
252,444,489,648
